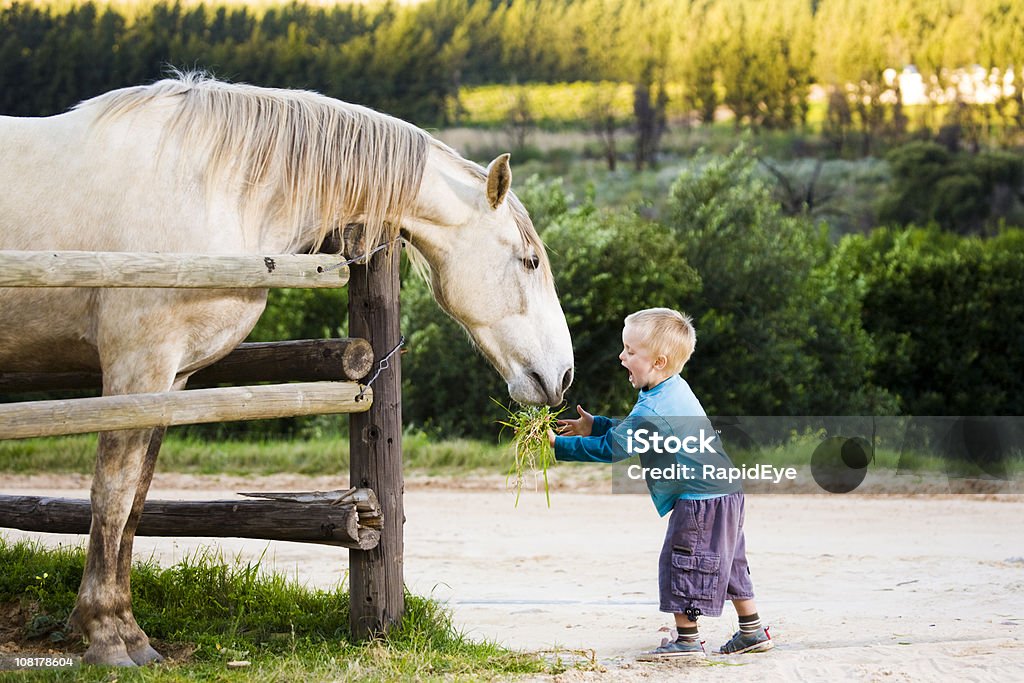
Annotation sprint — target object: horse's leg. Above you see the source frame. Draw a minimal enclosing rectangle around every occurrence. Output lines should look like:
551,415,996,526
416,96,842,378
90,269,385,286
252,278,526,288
71,323,182,666
113,424,169,665
72,290,265,666
112,373,187,664
72,426,163,666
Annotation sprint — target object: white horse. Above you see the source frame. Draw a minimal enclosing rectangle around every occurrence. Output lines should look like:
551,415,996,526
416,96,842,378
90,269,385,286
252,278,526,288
0,73,573,665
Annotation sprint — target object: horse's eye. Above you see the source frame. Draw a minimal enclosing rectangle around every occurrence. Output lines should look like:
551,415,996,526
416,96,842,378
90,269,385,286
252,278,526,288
522,255,540,271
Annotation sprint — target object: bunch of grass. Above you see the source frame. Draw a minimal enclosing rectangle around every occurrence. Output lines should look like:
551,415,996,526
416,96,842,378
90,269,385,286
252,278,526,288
496,403,564,507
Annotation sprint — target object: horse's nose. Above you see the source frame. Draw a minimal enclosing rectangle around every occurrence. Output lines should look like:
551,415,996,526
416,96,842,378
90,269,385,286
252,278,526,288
528,368,572,406
547,366,574,406
560,367,574,397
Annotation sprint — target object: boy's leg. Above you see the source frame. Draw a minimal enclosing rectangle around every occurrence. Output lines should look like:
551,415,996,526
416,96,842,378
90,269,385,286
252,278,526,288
713,496,773,655
733,598,757,617
674,614,699,629
638,500,708,659
673,613,700,643
718,529,773,654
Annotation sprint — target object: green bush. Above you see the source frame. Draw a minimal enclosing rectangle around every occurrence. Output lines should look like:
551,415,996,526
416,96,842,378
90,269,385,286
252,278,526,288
831,226,1024,416
540,184,701,417
879,141,1024,233
661,145,894,416
399,176,704,434
400,274,509,438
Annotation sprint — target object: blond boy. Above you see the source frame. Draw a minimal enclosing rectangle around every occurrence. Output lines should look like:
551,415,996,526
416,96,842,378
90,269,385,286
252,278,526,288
548,308,773,658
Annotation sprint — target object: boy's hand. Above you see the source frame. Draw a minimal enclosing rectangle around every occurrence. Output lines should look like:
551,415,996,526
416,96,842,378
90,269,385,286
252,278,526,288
555,404,594,437
547,429,557,448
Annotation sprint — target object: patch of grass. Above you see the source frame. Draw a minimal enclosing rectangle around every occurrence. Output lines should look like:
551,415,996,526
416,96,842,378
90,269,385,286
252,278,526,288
0,430,514,477
0,434,98,474
0,537,555,681
451,81,655,129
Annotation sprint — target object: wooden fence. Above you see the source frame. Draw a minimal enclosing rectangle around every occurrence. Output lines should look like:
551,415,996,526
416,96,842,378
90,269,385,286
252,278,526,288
0,248,405,639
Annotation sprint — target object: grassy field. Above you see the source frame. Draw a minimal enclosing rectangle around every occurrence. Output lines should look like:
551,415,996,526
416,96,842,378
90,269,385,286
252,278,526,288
0,538,566,681
0,430,516,477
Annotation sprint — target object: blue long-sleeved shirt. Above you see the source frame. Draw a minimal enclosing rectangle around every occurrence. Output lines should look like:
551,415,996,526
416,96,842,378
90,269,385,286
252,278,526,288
554,374,739,515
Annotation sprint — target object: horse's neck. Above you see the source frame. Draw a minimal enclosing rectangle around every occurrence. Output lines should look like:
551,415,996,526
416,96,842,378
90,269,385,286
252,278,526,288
403,148,475,259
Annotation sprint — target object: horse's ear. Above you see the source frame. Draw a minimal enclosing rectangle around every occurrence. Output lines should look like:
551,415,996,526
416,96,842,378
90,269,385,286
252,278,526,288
486,153,512,209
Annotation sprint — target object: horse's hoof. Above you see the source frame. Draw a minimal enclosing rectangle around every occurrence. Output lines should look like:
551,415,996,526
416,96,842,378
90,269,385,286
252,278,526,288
82,644,137,667
129,644,165,666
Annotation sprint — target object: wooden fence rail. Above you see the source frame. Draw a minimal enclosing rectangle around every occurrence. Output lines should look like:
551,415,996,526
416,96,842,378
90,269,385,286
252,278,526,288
0,251,349,288
0,245,401,633
0,381,370,440
0,338,374,393
0,489,382,549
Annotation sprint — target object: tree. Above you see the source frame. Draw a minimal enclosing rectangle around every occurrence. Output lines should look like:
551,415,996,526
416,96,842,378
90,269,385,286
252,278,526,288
675,0,719,126
714,0,814,131
619,0,674,169
814,0,897,154
662,145,891,415
584,83,622,170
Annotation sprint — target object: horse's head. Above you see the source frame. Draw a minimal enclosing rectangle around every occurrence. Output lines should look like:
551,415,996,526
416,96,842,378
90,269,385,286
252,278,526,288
404,148,574,406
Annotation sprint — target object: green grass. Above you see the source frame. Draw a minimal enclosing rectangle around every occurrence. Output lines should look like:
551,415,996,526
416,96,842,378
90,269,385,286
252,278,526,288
0,430,515,477
1,428,1019,480
0,537,560,681
727,430,1023,479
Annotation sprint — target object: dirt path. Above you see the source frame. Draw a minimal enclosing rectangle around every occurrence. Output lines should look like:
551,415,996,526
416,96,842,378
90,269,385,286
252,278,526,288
3,472,1023,681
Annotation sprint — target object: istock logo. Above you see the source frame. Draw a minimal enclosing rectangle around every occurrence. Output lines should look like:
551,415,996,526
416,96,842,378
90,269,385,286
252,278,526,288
626,428,717,455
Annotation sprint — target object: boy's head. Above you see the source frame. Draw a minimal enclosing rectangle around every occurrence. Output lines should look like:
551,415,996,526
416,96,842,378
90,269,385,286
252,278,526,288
620,308,696,389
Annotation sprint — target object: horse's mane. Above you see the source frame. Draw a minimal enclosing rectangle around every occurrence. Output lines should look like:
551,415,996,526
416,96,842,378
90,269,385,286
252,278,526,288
79,72,548,274
82,71,427,253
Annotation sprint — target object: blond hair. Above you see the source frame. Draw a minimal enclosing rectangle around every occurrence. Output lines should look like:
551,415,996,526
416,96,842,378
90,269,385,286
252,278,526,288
624,308,697,374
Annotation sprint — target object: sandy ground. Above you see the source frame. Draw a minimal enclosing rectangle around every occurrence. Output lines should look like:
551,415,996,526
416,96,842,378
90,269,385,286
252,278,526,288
2,471,1023,682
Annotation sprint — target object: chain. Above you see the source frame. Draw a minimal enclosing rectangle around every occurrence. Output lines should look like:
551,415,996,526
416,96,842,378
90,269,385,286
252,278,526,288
356,335,406,401
319,237,401,273
323,236,405,401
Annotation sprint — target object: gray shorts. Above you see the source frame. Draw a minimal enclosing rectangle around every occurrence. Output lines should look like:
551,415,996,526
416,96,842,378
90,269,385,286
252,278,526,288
658,491,755,616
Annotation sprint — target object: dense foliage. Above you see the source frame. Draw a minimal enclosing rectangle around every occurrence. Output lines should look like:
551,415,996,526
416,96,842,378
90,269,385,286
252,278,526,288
3,0,1024,154
400,148,1021,438
878,141,1024,232
832,227,1024,416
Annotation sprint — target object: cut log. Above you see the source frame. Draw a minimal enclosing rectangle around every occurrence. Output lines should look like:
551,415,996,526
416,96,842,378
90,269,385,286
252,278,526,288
189,339,374,387
0,488,381,549
0,338,374,393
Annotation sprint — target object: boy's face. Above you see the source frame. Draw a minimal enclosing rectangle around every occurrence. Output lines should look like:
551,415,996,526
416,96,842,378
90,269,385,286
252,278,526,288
619,324,666,390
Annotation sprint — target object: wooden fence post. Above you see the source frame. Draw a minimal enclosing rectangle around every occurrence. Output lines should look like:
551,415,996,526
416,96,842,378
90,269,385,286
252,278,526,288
347,244,404,640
